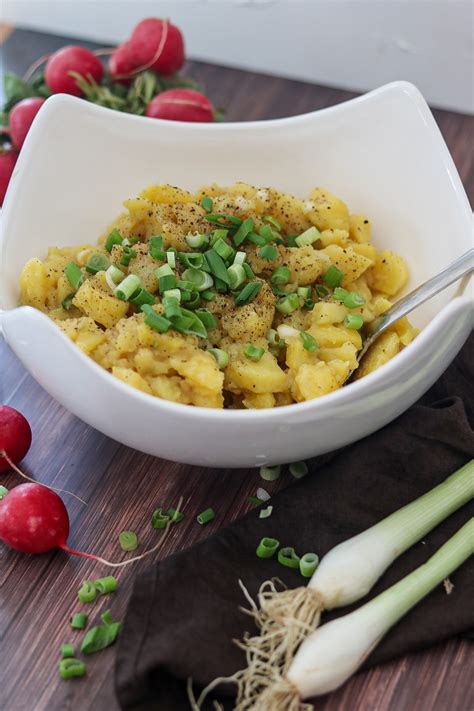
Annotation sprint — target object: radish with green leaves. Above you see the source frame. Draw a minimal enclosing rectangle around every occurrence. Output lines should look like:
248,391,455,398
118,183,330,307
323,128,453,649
146,88,214,122
45,46,103,96
9,97,45,149
0,405,32,473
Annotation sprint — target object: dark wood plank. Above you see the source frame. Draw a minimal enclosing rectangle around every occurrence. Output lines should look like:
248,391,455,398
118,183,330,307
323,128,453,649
1,27,473,711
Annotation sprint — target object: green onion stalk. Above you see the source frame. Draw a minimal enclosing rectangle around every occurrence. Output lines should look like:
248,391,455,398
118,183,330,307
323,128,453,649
190,460,473,710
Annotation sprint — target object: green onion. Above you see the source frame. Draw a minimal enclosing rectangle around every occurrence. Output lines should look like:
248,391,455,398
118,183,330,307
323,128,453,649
94,576,117,595
105,229,123,253
114,274,141,300
278,546,300,569
0,485,9,500
123,236,139,247
258,224,275,242
315,284,329,299
243,263,255,279
299,552,319,578
163,296,182,319
186,291,201,309
258,245,278,261
271,266,291,285
205,250,231,285
235,281,262,306
297,286,311,299
64,262,84,290
263,215,281,230
256,537,280,559
182,268,214,292
287,234,298,247
141,304,171,333
260,465,281,481
85,253,110,274
276,293,300,314
233,251,247,265
205,213,242,227
80,611,121,655
344,314,364,330
259,505,273,519
178,279,197,291
201,290,215,301
247,232,266,246
159,274,177,294
129,287,156,308
179,252,205,270
266,328,279,346
214,276,228,292
289,461,309,478
120,247,137,267
61,643,75,659
77,581,96,604
227,264,247,290
61,293,75,311
210,229,229,247
295,226,320,247
149,235,164,260
151,508,170,529
172,307,208,338
186,232,208,249
71,613,88,630
201,195,213,212
303,298,314,310
247,496,264,506
167,508,184,523
59,658,86,679
106,264,125,285
208,348,229,369
155,264,174,279
300,331,318,352
245,344,265,362
213,237,234,261
343,291,366,308
323,265,344,288
196,308,216,329
119,531,138,552
166,250,176,268
197,508,215,525
163,288,181,302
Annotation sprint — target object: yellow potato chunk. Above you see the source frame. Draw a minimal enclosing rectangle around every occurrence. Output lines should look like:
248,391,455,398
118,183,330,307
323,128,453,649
19,258,49,310
57,317,106,355
72,278,129,328
304,187,350,231
355,331,401,379
140,184,195,204
368,250,409,296
388,316,419,346
318,229,350,248
112,367,153,394
279,245,329,285
243,392,276,409
349,214,371,243
310,301,348,325
225,351,287,394
293,361,339,401
322,244,374,286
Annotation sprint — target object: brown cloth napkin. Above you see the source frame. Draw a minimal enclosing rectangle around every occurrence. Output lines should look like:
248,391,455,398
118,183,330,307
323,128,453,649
116,334,474,710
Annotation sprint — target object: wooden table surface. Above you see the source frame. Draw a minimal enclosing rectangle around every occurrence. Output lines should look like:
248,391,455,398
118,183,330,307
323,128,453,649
1,26,473,711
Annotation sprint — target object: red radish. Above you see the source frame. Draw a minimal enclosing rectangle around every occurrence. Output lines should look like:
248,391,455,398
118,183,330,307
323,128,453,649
109,41,137,82
0,151,18,206
45,46,103,96
129,18,185,77
0,405,32,474
9,97,46,150
146,88,214,122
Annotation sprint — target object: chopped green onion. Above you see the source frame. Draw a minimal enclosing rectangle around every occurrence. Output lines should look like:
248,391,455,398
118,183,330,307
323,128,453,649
247,232,266,246
232,217,255,246
64,262,84,290
94,576,117,595
163,288,181,303
196,308,216,329
287,234,298,247
263,215,281,230
186,232,208,249
258,224,275,242
105,229,123,253
258,244,278,261
243,263,255,279
149,235,164,260
256,537,280,559
114,274,141,300
205,250,231,284
245,344,265,362
227,264,247,290
323,265,344,288
303,298,315,310
201,195,213,212
256,487,271,501
300,331,318,352
185,291,201,309
271,266,291,285
166,250,176,268
259,505,273,519
315,284,330,298
276,293,300,314
61,293,75,311
208,348,229,369
0,485,9,500
210,229,229,247
129,287,156,308
289,461,309,478
213,237,234,261
106,264,125,285
205,212,242,227
167,508,184,523
155,264,174,279
201,290,215,301
122,236,140,247
297,286,311,299
159,274,177,294
177,279,197,291
233,251,247,265
71,613,88,630
197,508,215,525
80,611,121,654
295,226,320,247
59,658,86,679
151,508,170,529
344,314,364,329
141,304,171,333
235,281,262,306
341,290,366,308
77,581,96,604
247,496,264,506
299,552,320,578
278,546,300,569
163,296,181,319
266,328,279,346
61,643,75,659
259,465,281,481
120,247,137,267
182,268,213,292
85,253,110,274
119,531,138,552
172,307,208,337
179,252,205,270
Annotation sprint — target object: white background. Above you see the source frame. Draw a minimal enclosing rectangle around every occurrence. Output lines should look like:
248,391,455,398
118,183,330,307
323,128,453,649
2,0,473,113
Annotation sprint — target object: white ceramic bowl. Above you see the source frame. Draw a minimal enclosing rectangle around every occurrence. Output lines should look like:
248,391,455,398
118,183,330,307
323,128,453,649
0,82,472,467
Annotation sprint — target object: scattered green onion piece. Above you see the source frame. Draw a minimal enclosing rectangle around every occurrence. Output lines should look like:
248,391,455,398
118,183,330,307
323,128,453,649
105,229,123,253
186,291,201,309
149,235,164,260
259,465,281,481
182,268,214,292
166,250,176,268
61,643,75,659
258,224,275,242
163,288,181,303
213,237,234,261
297,286,311,299
263,215,281,230
299,552,319,578
208,348,229,369
247,232,266,246
210,229,229,247
141,304,171,333
233,251,247,265
259,505,273,519
179,252,205,270
114,274,141,300
303,298,314,310
155,264,173,279
106,264,125,285
256,537,280,559
235,281,262,306
278,546,301,569
122,236,139,247
120,247,137,267
129,287,156,308
242,263,255,279
195,308,216,329
245,344,265,362
61,293,75,311
214,276,228,292
201,290,215,301
295,226,320,247
64,262,84,290
258,244,278,261
151,508,170,529
163,296,182,319
332,286,349,302
232,217,254,246
287,234,298,247
77,581,96,604
256,487,271,501
197,508,215,525
71,613,88,630
177,279,197,291
119,531,138,552
344,314,364,329
80,611,121,654
247,496,264,506
159,274,177,294
94,576,117,595
201,195,213,212
343,291,366,308
172,307,208,337
323,265,344,288
0,485,9,499
186,233,208,249
300,331,318,352
276,293,300,314
271,266,291,285
180,290,192,302
205,250,231,284
59,658,86,679
315,284,330,298
85,253,110,274
205,213,242,227
167,508,184,523
266,328,279,346
227,264,247,290
289,461,309,478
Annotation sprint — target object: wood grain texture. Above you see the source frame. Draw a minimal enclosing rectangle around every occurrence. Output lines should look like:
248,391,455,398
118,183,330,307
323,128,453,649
1,27,473,711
